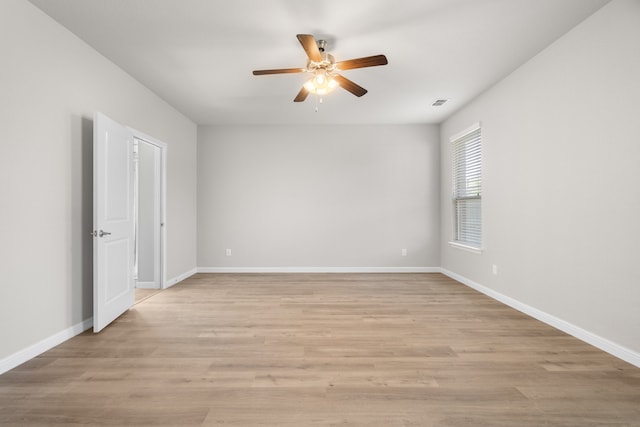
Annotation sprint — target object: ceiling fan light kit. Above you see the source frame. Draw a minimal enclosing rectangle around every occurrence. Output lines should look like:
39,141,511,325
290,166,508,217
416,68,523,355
304,70,339,96
253,34,388,104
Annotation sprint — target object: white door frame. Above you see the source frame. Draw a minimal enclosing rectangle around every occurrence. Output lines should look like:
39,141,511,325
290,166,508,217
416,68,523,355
130,128,167,290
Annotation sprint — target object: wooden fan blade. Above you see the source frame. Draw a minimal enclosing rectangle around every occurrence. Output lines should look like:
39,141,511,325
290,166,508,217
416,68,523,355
334,74,367,97
336,54,388,71
253,68,305,75
294,87,310,102
296,34,322,62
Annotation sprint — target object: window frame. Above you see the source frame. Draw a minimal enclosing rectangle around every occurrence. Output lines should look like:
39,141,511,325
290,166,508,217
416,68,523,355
449,123,482,253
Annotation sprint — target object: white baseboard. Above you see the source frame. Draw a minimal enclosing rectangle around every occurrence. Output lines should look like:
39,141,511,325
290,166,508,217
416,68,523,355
440,268,640,369
0,317,93,375
165,267,198,288
198,267,440,273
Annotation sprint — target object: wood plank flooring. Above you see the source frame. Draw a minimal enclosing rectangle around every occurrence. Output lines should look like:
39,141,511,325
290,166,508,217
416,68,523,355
1,273,639,426
135,288,162,304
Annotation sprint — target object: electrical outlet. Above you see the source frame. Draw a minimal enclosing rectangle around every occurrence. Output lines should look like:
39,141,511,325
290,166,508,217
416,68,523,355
225,249,232,257
401,248,407,257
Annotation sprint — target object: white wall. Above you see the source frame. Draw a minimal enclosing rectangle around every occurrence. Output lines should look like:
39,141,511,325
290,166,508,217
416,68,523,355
440,0,640,358
198,124,440,270
0,0,197,362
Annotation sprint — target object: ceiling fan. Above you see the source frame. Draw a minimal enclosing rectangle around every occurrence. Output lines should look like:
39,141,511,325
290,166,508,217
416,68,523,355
252,34,388,102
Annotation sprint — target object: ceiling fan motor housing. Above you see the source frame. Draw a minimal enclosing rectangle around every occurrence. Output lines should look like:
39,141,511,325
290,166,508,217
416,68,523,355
307,53,335,73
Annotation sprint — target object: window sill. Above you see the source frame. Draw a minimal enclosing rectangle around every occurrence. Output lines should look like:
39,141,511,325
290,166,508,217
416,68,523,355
448,241,483,255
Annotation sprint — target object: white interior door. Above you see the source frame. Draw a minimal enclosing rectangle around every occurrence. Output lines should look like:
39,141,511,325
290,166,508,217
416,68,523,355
93,112,135,333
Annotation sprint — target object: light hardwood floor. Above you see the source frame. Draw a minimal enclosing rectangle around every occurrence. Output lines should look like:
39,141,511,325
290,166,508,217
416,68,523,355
135,288,162,304
1,273,639,426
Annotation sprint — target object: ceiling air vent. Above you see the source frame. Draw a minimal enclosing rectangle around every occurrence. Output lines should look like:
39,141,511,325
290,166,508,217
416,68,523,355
432,99,448,106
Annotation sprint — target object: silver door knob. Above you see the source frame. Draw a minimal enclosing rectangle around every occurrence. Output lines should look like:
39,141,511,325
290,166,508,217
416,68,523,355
98,230,111,237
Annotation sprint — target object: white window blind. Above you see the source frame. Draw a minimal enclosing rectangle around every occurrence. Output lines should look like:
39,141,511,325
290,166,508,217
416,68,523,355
452,125,482,248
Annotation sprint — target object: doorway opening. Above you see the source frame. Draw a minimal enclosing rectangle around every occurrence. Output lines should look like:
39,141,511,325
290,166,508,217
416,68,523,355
133,135,167,300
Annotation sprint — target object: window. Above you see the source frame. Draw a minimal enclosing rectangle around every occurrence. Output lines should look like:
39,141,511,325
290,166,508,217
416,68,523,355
451,124,482,250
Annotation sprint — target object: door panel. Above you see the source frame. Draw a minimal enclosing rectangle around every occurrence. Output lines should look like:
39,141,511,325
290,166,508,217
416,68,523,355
93,112,135,332
104,135,130,221
104,239,130,302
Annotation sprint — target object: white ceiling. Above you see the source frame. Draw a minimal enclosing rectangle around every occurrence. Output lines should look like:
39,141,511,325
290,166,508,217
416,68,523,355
29,0,609,126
